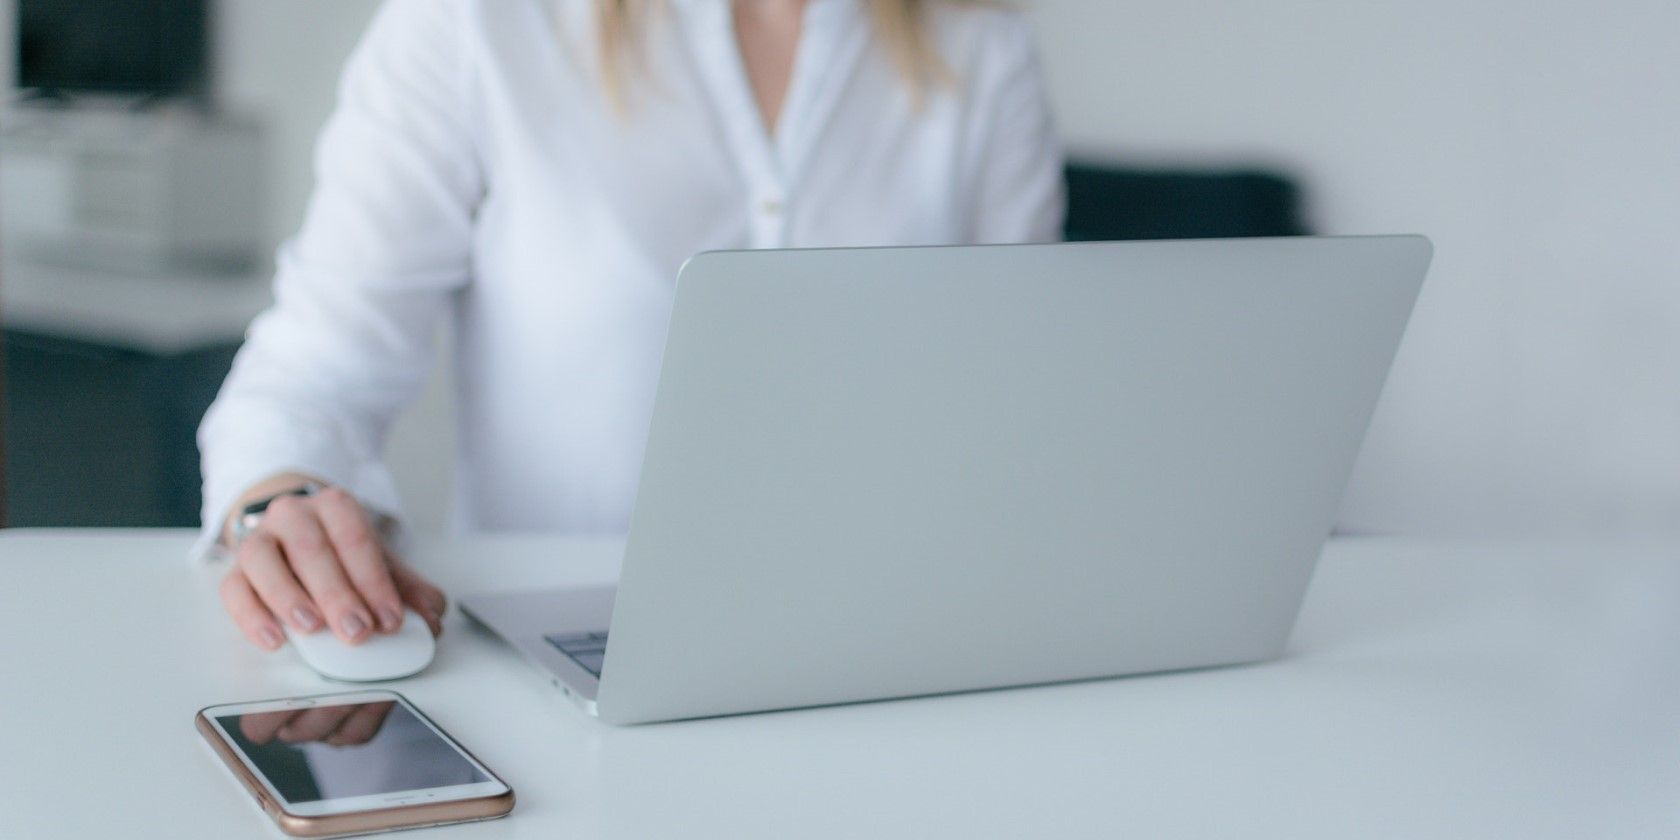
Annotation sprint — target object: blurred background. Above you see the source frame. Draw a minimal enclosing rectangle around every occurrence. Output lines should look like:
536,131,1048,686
1,0,1675,537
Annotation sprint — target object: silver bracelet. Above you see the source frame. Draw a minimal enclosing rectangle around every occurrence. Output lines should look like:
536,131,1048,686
230,481,325,545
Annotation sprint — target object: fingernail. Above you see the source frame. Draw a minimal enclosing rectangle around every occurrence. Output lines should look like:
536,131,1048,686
258,626,283,649
292,606,322,632
341,613,367,638
379,607,402,632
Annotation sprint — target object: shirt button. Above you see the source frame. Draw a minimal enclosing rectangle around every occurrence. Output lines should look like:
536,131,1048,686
759,198,784,217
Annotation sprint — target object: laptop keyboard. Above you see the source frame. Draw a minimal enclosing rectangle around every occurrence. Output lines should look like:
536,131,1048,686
544,631,609,677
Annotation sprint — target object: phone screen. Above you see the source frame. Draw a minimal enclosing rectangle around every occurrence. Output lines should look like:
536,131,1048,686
214,698,489,805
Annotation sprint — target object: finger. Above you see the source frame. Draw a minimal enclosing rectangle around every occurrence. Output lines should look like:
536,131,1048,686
276,705,358,744
220,568,286,651
266,496,375,644
390,555,447,637
315,487,404,634
236,531,324,634
241,709,303,745
323,702,394,747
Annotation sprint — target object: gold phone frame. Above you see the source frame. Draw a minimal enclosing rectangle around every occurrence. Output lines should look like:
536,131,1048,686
195,691,514,838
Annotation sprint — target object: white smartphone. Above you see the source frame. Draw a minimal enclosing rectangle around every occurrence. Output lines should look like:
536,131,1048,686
196,690,514,837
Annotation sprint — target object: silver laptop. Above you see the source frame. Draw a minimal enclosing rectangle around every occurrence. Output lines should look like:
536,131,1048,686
461,236,1432,724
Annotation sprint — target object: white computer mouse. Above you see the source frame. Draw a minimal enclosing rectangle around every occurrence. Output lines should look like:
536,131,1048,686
285,608,436,682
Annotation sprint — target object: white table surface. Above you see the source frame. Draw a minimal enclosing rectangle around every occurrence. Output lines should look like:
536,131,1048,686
1,530,1675,839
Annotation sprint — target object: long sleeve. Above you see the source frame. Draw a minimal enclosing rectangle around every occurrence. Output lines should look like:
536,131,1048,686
195,0,483,559
965,15,1066,244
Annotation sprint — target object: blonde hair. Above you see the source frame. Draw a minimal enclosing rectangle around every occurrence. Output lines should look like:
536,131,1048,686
594,0,963,111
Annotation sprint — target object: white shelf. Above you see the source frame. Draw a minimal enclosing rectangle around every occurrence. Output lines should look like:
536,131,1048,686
1,254,270,353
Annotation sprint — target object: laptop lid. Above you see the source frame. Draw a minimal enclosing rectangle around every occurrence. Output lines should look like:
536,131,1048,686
595,236,1431,724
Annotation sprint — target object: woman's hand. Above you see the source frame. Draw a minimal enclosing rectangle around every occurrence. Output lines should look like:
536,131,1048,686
218,474,446,651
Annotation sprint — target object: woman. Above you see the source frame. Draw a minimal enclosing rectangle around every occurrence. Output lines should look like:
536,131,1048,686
201,0,1064,651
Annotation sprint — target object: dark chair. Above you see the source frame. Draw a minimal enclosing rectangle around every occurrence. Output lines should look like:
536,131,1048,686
1,330,238,527
1062,160,1309,242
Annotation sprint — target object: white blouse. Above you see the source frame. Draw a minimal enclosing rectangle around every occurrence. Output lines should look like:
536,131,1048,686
197,0,1064,554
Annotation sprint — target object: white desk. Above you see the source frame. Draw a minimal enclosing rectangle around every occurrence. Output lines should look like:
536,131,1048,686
1,531,1675,838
